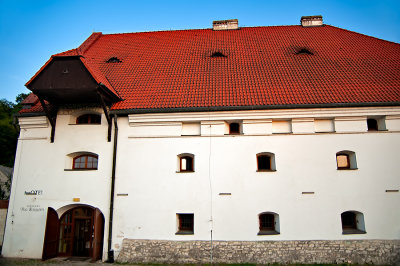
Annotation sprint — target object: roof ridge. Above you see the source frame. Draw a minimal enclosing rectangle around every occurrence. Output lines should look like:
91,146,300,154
78,32,103,54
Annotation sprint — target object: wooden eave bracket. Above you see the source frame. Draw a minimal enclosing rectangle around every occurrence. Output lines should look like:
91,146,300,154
38,97,57,143
97,90,112,142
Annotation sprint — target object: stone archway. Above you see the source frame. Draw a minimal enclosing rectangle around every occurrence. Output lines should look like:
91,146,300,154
42,204,104,261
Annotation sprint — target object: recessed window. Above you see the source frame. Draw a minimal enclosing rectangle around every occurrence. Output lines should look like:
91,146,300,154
341,211,366,234
336,151,357,170
106,57,122,63
178,153,194,172
76,114,101,124
73,154,98,170
367,119,378,131
256,152,276,171
229,122,240,135
258,212,279,235
176,213,194,234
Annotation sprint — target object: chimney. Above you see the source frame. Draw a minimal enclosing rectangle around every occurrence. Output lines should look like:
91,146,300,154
213,19,239,30
300,15,323,27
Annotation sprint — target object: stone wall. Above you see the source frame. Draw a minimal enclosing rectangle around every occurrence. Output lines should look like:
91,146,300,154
117,239,400,265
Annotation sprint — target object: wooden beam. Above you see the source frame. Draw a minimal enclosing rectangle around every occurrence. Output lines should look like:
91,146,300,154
38,97,57,143
97,90,112,142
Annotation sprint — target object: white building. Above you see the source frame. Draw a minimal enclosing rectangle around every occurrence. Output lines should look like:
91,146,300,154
2,17,400,264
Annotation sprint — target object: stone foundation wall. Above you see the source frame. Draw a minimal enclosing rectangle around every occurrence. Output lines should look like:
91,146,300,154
117,239,400,265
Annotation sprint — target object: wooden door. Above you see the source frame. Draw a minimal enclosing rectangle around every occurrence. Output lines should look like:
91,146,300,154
42,207,59,260
92,208,104,261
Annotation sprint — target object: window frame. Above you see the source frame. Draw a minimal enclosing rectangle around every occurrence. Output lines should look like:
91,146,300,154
336,151,357,170
72,154,98,170
76,114,101,125
177,153,195,173
341,211,366,234
258,212,280,235
256,152,276,172
176,213,194,235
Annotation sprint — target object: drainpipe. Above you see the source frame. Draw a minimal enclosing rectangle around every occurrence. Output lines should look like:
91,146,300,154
107,114,118,262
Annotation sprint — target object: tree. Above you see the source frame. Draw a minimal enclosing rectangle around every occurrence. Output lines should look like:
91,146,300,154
0,93,29,167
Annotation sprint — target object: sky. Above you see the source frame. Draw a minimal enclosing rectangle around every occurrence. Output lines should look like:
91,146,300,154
0,0,399,103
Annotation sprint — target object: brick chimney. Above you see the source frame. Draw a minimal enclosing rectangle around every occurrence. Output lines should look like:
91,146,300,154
213,19,239,30
300,15,323,27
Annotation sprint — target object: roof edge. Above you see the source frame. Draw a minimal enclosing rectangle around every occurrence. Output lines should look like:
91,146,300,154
110,102,400,115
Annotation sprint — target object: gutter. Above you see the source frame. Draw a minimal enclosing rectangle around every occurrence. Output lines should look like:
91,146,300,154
107,114,118,262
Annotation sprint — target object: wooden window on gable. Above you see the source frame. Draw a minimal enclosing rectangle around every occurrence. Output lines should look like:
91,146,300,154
76,114,101,124
73,154,98,170
176,213,194,234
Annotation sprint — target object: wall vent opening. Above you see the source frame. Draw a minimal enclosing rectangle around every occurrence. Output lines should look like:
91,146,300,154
106,57,122,63
211,52,227,58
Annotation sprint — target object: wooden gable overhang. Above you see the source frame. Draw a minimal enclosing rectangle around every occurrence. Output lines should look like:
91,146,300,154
26,56,120,104
26,56,121,143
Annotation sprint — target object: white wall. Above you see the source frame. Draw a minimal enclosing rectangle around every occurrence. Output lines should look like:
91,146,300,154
2,109,113,259
3,106,400,259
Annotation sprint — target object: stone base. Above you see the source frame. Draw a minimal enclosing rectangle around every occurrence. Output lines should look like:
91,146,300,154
117,239,400,265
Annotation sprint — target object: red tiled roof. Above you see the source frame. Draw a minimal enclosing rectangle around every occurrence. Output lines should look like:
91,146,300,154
24,24,400,113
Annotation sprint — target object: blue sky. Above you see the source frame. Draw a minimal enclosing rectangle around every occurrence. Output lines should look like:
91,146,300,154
0,0,399,103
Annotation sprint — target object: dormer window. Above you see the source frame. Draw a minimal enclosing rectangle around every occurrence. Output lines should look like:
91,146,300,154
106,57,122,63
295,48,313,55
76,114,101,124
211,52,227,58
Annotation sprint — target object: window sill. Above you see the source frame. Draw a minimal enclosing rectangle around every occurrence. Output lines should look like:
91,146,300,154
64,169,98,171
175,231,194,235
257,169,276,172
176,171,195,173
342,229,366,235
337,168,358,170
258,231,280,235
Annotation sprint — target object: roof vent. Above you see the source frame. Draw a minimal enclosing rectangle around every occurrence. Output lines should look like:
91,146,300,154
301,15,323,27
211,51,227,58
296,48,313,55
106,57,122,63
213,19,239,31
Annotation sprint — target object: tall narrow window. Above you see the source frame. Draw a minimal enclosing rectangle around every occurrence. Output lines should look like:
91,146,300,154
76,114,101,124
367,118,378,131
73,154,98,170
176,213,194,234
258,212,279,235
178,153,194,172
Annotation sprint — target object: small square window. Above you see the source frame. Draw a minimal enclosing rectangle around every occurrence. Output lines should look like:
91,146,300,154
229,122,240,135
257,155,271,170
258,212,279,235
176,213,194,234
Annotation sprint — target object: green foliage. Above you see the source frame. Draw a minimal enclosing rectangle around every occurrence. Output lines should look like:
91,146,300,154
0,93,29,167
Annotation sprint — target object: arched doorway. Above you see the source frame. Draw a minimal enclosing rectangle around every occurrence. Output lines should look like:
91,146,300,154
42,205,104,261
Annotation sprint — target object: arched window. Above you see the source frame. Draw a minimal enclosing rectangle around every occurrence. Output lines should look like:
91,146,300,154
178,153,194,172
76,114,101,124
258,212,280,235
341,211,366,234
336,151,357,170
73,154,98,170
257,152,276,171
